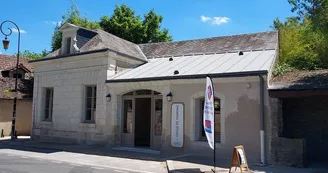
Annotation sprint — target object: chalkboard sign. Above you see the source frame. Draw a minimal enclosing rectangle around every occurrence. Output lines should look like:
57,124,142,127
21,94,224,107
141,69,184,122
229,145,249,173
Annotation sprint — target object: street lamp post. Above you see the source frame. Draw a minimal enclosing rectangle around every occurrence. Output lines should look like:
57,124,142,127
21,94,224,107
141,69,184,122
0,20,21,140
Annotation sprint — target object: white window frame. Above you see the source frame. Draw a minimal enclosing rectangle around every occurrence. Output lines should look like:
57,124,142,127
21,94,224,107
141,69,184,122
84,85,97,123
43,88,54,122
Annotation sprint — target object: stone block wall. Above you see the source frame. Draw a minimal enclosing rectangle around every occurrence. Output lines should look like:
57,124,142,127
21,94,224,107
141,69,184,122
271,137,306,167
31,54,112,145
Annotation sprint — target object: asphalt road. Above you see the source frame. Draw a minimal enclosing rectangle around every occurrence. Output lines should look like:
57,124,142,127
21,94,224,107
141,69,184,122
0,152,141,173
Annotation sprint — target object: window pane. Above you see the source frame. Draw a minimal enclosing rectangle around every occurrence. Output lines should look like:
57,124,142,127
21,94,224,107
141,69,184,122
44,109,49,120
93,93,97,109
123,100,133,133
44,88,54,121
201,98,220,142
85,109,92,120
66,37,71,54
86,98,92,108
46,89,51,99
86,87,92,97
154,99,163,136
45,98,50,109
136,90,151,95
93,86,97,98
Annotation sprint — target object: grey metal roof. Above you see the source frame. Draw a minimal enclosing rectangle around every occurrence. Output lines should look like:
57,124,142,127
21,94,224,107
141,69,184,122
138,31,278,58
108,50,276,82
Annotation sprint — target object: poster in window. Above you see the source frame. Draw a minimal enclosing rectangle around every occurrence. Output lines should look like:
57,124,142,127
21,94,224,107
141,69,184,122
171,103,184,148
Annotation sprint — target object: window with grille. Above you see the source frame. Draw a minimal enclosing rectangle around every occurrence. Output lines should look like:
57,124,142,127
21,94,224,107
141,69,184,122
85,85,97,122
44,88,54,121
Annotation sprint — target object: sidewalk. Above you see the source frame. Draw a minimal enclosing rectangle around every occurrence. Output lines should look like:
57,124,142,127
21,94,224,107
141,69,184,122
1,136,328,173
166,155,328,173
0,136,168,173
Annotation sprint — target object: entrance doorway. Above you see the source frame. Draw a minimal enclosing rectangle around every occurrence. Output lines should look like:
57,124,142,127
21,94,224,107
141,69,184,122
135,98,151,146
121,90,163,149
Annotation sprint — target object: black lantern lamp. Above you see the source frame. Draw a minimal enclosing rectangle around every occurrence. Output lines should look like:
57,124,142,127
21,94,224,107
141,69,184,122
106,93,111,102
166,92,173,102
2,36,9,50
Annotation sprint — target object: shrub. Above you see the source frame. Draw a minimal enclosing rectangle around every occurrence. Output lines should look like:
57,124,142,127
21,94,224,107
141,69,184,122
273,63,294,77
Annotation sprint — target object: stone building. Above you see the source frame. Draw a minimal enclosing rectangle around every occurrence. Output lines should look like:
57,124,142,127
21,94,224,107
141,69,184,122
30,23,279,164
0,54,33,136
269,70,328,167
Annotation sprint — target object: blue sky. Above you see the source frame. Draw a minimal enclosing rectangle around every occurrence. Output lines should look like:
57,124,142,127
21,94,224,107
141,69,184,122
0,0,294,55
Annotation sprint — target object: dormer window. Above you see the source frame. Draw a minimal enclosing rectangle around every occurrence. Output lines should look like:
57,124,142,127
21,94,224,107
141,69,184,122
65,37,71,54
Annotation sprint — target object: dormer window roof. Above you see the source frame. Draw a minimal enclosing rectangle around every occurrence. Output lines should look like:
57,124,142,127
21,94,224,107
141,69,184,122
59,23,79,56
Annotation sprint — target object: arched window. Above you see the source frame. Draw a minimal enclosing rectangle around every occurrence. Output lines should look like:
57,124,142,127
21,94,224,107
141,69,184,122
200,97,221,142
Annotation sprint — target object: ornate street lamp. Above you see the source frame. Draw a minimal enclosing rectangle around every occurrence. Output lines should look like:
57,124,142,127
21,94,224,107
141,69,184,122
1,20,21,140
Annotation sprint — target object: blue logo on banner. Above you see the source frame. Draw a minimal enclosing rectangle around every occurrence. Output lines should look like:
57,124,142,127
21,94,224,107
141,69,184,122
205,120,212,133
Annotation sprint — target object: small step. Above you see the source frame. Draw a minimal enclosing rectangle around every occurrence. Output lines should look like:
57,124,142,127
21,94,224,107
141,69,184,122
112,146,160,155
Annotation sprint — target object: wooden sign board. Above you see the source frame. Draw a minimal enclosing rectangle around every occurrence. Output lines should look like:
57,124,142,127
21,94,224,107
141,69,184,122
229,145,249,173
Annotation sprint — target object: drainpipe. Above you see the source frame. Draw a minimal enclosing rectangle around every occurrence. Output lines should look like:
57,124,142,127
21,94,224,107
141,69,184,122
259,75,266,165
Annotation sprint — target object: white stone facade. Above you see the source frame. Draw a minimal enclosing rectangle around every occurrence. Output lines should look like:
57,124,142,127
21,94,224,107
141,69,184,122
31,52,122,144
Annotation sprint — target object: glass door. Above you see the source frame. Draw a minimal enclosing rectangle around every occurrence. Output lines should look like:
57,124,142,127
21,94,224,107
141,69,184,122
121,99,134,146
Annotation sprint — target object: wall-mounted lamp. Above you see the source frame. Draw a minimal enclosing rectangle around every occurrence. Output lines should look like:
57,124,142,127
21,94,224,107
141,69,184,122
106,93,111,102
166,92,173,102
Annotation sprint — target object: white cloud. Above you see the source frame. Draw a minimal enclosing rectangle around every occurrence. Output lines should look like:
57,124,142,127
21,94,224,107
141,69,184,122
200,15,230,25
11,28,26,34
0,51,2,54
201,15,211,22
212,17,230,25
45,21,62,27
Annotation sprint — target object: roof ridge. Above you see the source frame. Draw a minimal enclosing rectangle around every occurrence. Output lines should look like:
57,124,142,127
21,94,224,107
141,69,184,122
138,30,277,46
93,29,139,47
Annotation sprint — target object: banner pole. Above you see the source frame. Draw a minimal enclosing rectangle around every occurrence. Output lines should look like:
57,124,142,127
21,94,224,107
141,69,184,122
211,77,216,173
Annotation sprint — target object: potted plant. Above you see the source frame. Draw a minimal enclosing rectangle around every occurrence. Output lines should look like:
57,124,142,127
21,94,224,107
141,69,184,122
4,89,18,98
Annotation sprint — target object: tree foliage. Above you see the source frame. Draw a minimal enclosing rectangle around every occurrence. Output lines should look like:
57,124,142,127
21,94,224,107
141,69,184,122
288,0,328,31
99,5,144,43
273,0,328,72
100,5,172,44
51,3,172,51
51,0,101,51
18,50,49,60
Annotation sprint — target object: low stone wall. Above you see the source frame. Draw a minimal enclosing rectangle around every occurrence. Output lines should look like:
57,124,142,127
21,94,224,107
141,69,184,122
32,128,109,146
0,99,32,136
271,137,306,167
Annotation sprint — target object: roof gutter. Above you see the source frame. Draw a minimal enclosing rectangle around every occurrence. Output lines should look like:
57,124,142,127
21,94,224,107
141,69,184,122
106,70,268,83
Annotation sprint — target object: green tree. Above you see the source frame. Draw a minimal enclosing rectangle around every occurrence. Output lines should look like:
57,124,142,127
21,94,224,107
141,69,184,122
100,5,144,43
51,25,62,51
272,0,328,72
142,9,172,43
288,0,328,30
100,5,172,44
51,0,101,51
18,50,49,60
